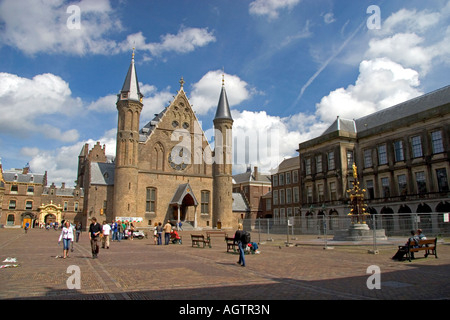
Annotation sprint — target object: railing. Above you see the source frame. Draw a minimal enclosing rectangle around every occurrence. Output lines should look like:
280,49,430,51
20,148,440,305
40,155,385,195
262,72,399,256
243,213,450,239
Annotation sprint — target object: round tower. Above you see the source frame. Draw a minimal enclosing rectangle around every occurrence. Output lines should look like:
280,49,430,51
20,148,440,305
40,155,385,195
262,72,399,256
213,76,234,229
113,50,143,221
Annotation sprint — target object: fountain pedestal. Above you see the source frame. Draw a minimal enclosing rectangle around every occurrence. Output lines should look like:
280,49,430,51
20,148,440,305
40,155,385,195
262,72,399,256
333,223,387,241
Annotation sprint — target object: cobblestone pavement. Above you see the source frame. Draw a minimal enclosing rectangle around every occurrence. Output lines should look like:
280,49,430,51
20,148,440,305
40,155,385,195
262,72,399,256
0,228,449,300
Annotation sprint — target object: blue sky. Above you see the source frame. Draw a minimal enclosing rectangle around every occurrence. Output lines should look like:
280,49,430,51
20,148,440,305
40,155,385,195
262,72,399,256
0,0,449,185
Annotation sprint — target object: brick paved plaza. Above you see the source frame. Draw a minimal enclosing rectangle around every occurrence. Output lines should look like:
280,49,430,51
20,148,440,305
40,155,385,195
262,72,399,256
0,228,449,301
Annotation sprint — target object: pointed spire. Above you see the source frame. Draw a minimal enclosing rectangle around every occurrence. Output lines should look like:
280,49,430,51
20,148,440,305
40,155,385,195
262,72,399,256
214,73,233,121
179,76,185,91
119,48,143,102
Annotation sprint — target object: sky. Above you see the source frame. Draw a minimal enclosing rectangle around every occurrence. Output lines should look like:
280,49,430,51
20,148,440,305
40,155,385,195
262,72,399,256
0,0,449,186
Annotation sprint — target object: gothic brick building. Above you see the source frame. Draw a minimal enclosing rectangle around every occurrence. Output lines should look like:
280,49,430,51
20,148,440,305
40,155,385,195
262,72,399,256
77,53,236,229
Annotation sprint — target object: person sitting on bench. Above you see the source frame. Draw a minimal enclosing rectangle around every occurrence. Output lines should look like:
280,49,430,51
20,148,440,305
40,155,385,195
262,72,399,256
392,230,419,261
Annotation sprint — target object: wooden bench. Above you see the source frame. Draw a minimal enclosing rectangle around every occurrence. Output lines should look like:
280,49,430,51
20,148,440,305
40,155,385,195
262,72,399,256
406,238,438,262
225,237,253,254
191,234,211,248
225,236,237,253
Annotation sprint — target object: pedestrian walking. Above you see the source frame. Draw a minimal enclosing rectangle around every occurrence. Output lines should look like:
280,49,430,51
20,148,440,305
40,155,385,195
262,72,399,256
233,223,247,267
75,222,82,243
58,220,74,259
89,217,102,259
102,221,111,249
164,220,172,245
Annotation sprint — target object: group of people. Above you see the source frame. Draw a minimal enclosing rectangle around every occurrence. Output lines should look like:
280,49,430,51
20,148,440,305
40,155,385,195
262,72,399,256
89,218,140,258
56,218,126,259
392,228,427,261
57,217,256,266
153,220,179,245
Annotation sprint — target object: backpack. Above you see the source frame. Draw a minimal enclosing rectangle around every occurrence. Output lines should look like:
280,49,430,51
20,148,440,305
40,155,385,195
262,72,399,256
241,231,251,244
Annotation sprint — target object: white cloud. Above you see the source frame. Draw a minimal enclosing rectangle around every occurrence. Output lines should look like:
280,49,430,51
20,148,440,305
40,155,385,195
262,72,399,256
85,83,175,122
231,110,298,173
367,33,431,74
312,4,449,127
0,0,120,56
315,58,422,123
0,0,215,57
0,72,82,142
140,84,174,123
378,8,441,36
189,70,254,115
366,5,450,75
87,94,117,113
27,129,117,186
119,27,216,58
249,0,301,20
230,109,328,174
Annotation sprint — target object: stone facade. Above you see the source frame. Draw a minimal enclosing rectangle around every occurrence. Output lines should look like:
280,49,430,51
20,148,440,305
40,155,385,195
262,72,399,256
0,165,84,228
77,56,236,230
233,166,272,219
296,86,450,232
271,156,301,221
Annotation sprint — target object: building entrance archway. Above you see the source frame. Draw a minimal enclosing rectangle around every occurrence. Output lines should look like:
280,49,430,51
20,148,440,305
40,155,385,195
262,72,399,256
170,183,199,227
38,202,63,226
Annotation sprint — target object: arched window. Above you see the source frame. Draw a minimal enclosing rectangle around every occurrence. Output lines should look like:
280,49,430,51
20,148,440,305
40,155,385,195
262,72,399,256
7,214,15,226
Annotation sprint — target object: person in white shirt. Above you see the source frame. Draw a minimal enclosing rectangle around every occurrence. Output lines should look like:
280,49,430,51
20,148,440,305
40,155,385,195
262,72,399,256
58,221,74,259
102,221,111,249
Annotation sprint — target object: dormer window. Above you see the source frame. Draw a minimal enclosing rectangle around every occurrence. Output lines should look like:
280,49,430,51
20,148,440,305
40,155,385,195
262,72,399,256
122,93,128,99
11,185,18,193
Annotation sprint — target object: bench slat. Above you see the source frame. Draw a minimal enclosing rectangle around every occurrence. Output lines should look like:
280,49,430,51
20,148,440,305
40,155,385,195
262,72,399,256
406,238,438,262
190,234,211,248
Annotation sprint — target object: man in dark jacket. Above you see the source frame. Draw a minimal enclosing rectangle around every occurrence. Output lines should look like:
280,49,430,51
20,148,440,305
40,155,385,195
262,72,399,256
89,217,102,259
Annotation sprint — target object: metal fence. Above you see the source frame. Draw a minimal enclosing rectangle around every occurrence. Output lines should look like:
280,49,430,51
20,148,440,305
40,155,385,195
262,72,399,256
243,213,450,239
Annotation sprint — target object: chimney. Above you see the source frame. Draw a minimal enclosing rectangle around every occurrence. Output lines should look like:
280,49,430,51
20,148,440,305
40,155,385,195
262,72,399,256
22,166,29,174
254,166,259,181
61,182,65,189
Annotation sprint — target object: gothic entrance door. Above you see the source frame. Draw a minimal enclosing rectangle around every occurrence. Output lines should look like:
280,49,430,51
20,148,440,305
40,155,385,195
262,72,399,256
169,183,199,227
172,205,188,222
